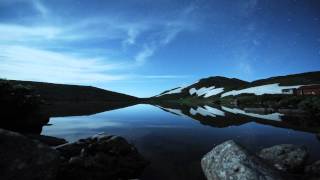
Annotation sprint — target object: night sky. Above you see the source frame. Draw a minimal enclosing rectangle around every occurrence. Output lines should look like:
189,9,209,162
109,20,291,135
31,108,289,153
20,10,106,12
1,0,320,97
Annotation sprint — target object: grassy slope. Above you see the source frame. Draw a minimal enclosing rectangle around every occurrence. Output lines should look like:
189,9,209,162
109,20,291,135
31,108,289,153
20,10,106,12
6,80,138,103
0,79,140,117
250,71,320,86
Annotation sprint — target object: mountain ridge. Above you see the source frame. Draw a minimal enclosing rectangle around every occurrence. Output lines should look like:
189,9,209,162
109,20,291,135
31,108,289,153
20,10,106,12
1,79,138,103
153,71,320,100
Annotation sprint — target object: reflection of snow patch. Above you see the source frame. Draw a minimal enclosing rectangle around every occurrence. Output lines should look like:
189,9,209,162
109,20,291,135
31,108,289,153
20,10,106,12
161,107,186,117
221,106,283,121
204,106,225,116
190,106,225,117
190,107,216,117
221,83,302,97
189,86,224,97
190,108,198,116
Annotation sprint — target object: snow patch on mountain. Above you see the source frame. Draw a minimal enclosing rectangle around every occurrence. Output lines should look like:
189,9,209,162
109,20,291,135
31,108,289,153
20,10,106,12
189,86,224,97
221,83,302,97
189,86,215,96
221,106,283,121
204,88,224,97
164,87,184,95
157,87,185,97
190,106,225,117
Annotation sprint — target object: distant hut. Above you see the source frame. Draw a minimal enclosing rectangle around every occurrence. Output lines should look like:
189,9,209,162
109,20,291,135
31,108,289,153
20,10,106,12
296,85,320,95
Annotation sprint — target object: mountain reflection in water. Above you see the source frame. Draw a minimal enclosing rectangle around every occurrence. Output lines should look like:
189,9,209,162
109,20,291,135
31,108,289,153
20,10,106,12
157,103,320,134
18,102,320,180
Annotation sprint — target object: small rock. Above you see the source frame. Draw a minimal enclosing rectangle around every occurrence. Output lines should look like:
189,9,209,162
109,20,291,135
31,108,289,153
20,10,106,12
258,144,308,173
56,133,148,180
68,156,83,164
201,140,286,180
80,148,88,157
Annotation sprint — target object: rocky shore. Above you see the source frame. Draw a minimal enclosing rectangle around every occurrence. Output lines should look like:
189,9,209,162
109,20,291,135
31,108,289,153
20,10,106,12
201,140,320,180
0,128,148,180
0,81,148,180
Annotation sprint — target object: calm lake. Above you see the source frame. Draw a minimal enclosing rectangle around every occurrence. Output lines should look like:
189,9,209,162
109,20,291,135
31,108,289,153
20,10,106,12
42,104,320,180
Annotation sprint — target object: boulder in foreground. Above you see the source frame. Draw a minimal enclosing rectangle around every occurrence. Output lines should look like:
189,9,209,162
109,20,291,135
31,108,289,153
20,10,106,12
56,133,148,180
0,128,61,180
258,144,308,173
201,140,286,180
0,129,147,180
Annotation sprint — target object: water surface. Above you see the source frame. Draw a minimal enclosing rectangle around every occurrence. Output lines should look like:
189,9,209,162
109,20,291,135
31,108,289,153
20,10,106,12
42,104,320,180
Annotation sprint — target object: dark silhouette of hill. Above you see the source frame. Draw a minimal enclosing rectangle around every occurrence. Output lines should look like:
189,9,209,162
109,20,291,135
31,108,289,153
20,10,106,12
251,71,320,86
6,80,138,103
0,79,140,133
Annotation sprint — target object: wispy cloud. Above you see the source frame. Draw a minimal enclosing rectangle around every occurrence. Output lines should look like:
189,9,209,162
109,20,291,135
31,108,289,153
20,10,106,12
0,45,188,84
0,45,127,84
134,45,155,65
124,28,140,46
135,5,197,65
0,1,199,84
0,24,62,42
33,0,48,18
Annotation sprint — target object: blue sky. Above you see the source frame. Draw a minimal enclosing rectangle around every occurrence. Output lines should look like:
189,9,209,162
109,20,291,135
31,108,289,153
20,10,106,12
0,0,320,97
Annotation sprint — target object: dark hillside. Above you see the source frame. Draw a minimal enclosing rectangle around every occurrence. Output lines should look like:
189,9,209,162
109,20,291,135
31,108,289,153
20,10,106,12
251,71,320,86
191,76,249,91
0,79,139,132
5,80,138,103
